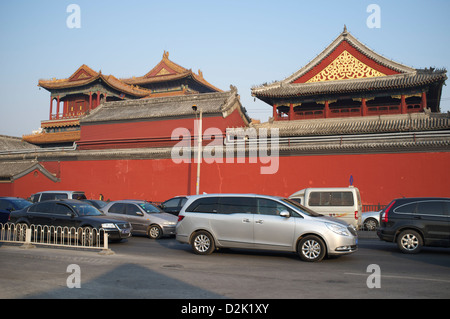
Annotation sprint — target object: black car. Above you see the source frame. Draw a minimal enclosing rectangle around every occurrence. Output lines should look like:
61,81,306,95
0,197,32,224
377,197,450,253
9,199,131,242
159,196,188,216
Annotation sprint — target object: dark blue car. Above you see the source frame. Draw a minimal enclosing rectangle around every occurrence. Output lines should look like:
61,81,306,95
0,197,32,224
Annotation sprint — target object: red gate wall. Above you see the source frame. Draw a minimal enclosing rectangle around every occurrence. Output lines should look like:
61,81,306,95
6,151,450,205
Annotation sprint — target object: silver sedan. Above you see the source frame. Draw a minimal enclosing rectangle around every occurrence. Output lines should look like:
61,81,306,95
101,200,178,239
361,211,380,231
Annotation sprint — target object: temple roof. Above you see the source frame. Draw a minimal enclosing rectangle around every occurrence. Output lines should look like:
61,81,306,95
252,27,447,101
0,135,39,151
253,112,450,137
38,65,151,98
253,70,447,99
22,130,80,145
80,85,249,124
121,51,223,93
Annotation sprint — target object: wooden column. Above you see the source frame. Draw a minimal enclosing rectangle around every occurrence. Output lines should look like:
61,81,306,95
89,91,92,110
96,91,100,107
361,98,368,116
289,103,294,120
56,95,60,119
49,96,53,120
324,101,330,118
273,104,277,120
63,100,68,117
400,94,407,114
421,92,427,110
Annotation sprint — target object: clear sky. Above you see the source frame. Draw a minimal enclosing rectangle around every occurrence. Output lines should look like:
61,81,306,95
1,0,449,137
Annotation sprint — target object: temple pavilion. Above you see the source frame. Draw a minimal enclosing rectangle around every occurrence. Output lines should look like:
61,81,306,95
251,27,447,121
23,52,221,146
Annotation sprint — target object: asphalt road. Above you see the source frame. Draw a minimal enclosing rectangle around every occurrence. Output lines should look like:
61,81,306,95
1,233,449,301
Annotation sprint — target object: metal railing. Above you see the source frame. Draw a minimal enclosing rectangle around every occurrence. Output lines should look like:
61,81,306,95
362,204,386,212
0,223,113,254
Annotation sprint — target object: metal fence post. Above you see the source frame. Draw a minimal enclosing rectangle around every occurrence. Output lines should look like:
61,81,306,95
99,231,114,255
20,228,35,249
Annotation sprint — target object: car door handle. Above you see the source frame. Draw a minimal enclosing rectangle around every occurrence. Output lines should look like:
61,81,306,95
255,220,263,224
242,218,250,223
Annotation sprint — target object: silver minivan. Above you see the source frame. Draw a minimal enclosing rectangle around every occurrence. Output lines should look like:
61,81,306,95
176,194,358,262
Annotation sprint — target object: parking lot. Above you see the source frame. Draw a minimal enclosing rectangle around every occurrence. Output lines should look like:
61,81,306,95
1,233,449,301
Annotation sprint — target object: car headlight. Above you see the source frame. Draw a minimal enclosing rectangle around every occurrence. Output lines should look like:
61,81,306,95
325,222,350,236
101,223,117,229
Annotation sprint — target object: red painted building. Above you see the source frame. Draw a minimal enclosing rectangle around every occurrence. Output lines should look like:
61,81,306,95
77,86,249,150
1,29,449,207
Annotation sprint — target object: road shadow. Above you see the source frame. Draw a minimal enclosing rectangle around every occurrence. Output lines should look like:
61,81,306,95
360,239,450,268
24,263,226,299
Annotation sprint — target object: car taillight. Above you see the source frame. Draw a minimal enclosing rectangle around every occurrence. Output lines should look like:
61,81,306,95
177,215,185,222
382,201,396,223
354,211,358,220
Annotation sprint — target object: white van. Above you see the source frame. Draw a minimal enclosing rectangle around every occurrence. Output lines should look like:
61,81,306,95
289,187,362,229
30,191,87,203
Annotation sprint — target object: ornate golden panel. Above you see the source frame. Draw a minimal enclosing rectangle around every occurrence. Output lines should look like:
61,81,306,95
156,68,171,76
306,50,386,83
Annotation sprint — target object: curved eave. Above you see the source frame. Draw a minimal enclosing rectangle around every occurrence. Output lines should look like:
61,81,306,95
23,131,80,145
122,71,222,92
39,75,150,98
41,119,80,129
99,74,151,98
38,76,97,90
252,72,447,99
0,161,60,183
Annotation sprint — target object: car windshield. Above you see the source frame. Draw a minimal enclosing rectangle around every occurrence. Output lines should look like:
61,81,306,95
138,202,163,214
11,199,32,210
84,200,107,209
281,198,323,217
71,202,104,216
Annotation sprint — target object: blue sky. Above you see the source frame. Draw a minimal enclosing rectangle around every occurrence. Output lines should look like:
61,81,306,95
1,0,449,137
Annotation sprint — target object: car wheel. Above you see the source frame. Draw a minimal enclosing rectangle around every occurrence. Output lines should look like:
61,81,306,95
397,230,423,254
363,218,378,231
191,231,215,255
148,225,162,239
298,235,326,262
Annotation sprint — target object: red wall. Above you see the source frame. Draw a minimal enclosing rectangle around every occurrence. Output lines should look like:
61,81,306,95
6,151,449,206
0,168,62,199
78,109,247,150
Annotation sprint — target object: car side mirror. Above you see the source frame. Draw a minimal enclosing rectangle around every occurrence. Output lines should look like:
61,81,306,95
136,211,144,216
280,210,290,218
